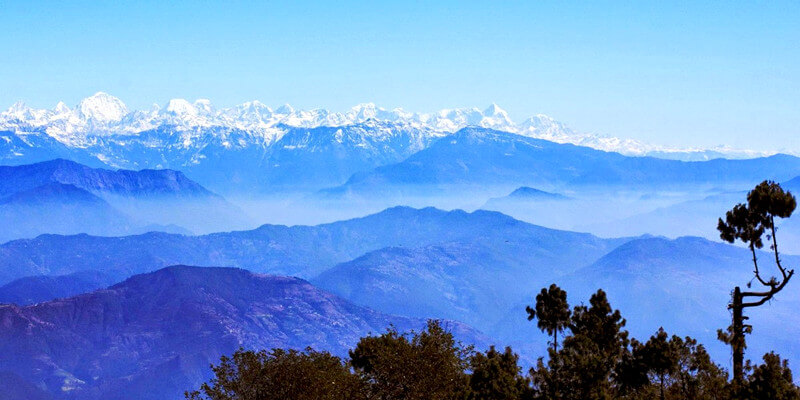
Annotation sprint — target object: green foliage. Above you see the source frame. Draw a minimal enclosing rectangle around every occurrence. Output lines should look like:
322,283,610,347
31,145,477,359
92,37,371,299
531,289,628,400
668,335,729,400
186,285,799,400
614,341,650,396
349,320,472,400
526,283,571,352
467,346,531,400
569,289,629,358
626,329,730,400
718,180,796,249
717,180,797,388
184,347,365,400
530,289,734,400
745,352,800,400
639,328,678,400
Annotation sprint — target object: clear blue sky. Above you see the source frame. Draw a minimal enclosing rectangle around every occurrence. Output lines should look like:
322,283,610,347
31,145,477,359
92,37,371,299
1,1,798,151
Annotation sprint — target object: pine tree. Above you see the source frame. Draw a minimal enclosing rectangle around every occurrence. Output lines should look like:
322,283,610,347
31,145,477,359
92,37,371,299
717,180,796,389
467,346,531,400
745,352,800,400
639,328,679,400
526,284,571,352
349,320,471,400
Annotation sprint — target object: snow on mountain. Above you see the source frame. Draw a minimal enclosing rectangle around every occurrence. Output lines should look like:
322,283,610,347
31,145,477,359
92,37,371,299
0,93,778,159
76,92,128,123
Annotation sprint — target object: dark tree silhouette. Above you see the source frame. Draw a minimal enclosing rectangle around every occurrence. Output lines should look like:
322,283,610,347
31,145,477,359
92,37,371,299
467,346,531,400
531,289,629,400
669,335,729,400
526,283,571,352
349,320,471,400
639,328,679,400
717,180,796,389
745,352,800,400
184,347,365,400
615,340,651,397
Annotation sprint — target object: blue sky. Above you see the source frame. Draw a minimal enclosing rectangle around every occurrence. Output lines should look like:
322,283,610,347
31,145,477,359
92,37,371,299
1,1,798,151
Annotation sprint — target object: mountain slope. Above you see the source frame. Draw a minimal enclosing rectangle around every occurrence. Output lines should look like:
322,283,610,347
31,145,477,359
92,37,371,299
0,158,214,198
0,207,626,285
325,128,800,197
0,270,116,305
165,121,442,192
0,159,248,236
497,186,569,201
313,233,800,371
578,174,800,254
0,265,485,400
313,232,615,339
1,94,789,193
0,182,136,242
499,236,800,368
0,182,109,206
1,94,779,164
481,186,570,214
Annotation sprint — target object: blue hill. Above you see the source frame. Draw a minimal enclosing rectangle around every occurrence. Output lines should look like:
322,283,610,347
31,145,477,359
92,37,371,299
324,127,800,196
0,206,627,286
0,265,488,400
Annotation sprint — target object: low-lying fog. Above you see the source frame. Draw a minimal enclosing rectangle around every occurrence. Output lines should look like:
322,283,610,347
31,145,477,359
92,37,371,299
224,181,800,253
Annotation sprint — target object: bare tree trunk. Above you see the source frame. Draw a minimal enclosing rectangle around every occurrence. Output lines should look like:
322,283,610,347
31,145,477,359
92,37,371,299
553,331,558,353
732,286,744,389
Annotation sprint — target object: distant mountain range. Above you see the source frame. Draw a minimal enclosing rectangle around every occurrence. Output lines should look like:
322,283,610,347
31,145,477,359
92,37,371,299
561,236,800,370
571,175,800,254
0,181,134,242
3,92,775,158
0,265,485,400
0,270,115,305
0,206,626,285
2,206,800,398
312,223,624,338
0,159,247,242
324,128,800,197
0,93,787,193
313,234,800,377
496,186,570,201
481,187,570,216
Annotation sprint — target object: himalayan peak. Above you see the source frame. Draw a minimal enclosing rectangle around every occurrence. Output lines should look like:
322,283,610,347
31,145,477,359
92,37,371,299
0,93,775,159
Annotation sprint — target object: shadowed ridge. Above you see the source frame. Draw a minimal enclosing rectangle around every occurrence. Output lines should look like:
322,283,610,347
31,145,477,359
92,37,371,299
578,235,736,275
325,126,800,197
0,206,626,285
0,264,488,400
0,182,106,206
0,158,216,198
0,270,115,305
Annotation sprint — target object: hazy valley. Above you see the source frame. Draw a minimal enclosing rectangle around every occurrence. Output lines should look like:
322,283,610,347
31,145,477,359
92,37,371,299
0,94,799,399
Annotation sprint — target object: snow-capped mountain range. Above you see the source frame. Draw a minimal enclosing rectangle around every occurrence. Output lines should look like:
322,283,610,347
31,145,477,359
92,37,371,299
0,92,775,159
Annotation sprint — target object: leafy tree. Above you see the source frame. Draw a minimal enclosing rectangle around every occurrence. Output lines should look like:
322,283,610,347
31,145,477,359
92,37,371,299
668,335,729,400
614,340,651,398
349,320,471,400
526,284,571,352
744,352,800,400
569,289,629,362
615,332,728,400
639,328,679,400
185,347,365,400
531,289,628,400
717,180,797,388
467,346,531,400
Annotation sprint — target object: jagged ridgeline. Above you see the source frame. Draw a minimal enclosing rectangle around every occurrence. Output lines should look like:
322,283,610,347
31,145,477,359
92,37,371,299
1,93,791,195
0,160,248,240
1,95,800,400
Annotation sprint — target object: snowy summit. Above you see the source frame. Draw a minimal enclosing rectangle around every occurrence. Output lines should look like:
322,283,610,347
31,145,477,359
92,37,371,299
0,92,775,159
